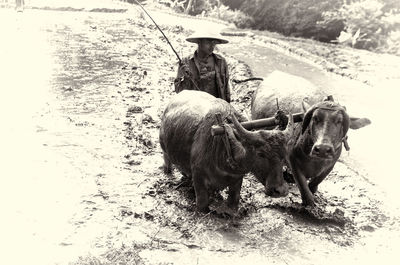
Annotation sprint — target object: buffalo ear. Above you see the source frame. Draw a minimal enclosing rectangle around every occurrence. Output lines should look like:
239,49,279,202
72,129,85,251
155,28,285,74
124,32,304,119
349,117,371,129
341,110,350,136
324,95,334,101
302,106,316,134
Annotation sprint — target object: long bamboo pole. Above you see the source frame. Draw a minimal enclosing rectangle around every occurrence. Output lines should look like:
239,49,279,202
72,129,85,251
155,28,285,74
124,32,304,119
133,0,182,64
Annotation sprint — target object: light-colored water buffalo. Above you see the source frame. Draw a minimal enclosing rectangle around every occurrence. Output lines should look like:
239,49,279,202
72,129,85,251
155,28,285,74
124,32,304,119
251,71,371,206
160,90,293,212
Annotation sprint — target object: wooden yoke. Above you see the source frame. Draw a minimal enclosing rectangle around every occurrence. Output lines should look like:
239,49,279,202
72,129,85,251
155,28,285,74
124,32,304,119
211,112,304,136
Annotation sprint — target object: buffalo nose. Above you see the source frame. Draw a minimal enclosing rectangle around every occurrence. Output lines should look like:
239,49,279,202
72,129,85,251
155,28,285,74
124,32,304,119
266,183,289,197
312,144,334,157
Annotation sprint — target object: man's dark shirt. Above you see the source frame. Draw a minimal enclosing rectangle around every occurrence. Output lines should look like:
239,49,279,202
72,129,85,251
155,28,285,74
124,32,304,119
174,51,231,103
197,54,218,97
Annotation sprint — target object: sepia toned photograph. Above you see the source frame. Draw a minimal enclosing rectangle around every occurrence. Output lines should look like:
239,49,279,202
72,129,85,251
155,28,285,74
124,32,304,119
1,0,399,264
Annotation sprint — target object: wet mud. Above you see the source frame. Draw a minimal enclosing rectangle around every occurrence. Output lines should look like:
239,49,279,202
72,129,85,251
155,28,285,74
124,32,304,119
1,4,399,265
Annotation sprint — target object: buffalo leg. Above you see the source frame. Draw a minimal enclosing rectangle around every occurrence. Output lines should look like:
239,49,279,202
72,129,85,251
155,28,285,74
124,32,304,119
162,152,172,174
308,179,321,194
192,169,209,212
290,157,315,206
308,166,333,194
227,178,243,210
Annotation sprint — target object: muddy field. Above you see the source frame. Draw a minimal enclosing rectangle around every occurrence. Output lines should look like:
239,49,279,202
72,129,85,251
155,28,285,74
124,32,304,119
1,2,400,265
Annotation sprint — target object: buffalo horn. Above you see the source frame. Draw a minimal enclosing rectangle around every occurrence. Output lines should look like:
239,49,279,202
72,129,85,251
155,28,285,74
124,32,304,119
230,114,259,143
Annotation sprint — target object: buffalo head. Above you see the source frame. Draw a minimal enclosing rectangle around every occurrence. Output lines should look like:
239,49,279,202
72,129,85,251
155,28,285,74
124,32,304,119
224,113,294,197
302,98,371,159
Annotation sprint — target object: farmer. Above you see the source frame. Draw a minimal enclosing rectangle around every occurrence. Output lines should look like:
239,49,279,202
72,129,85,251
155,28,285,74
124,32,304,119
174,29,231,103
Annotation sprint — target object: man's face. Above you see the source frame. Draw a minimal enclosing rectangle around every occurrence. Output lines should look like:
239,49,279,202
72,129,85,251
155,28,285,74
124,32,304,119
198,39,217,56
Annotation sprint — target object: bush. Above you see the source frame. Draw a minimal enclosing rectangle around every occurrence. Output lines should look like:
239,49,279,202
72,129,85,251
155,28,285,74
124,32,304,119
147,0,400,54
383,30,400,55
320,0,400,51
231,0,344,41
186,0,214,15
220,0,242,10
206,4,254,28
166,0,253,28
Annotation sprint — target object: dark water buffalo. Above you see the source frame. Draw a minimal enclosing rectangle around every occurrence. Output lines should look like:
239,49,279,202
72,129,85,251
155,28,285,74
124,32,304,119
251,71,371,206
160,90,294,212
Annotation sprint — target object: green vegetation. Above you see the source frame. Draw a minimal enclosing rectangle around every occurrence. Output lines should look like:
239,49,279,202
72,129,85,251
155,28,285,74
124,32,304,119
320,0,400,53
146,0,400,55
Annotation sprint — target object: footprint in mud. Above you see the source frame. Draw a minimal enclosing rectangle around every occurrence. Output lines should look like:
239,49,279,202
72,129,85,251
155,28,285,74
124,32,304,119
254,191,351,226
152,172,196,210
273,202,348,228
149,168,252,224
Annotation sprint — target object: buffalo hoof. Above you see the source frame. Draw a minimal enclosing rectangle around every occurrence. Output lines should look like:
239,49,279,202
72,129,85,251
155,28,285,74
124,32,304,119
210,204,240,219
301,196,316,207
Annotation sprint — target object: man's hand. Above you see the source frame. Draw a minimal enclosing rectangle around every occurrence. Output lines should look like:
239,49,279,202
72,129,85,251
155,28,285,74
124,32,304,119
275,110,289,130
179,63,191,78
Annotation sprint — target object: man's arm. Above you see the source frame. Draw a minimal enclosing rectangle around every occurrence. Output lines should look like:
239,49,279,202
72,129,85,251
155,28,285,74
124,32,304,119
174,62,192,93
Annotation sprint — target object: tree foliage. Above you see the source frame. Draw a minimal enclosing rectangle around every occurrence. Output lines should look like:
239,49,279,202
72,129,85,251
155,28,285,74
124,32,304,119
150,0,400,54
320,0,400,53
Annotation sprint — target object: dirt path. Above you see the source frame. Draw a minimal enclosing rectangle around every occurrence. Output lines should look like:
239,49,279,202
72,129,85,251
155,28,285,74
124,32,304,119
1,2,400,265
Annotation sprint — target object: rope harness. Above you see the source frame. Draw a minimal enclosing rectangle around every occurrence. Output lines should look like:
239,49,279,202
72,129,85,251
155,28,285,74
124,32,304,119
215,113,238,169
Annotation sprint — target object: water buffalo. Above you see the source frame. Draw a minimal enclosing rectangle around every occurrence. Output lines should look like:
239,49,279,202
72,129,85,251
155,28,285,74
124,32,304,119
251,71,371,206
160,90,294,212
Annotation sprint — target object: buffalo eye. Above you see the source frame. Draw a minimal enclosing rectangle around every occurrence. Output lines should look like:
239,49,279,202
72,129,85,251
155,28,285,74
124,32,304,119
336,118,343,124
313,115,320,123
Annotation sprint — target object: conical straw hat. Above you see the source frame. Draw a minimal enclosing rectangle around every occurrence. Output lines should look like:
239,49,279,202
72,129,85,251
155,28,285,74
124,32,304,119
186,27,229,44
